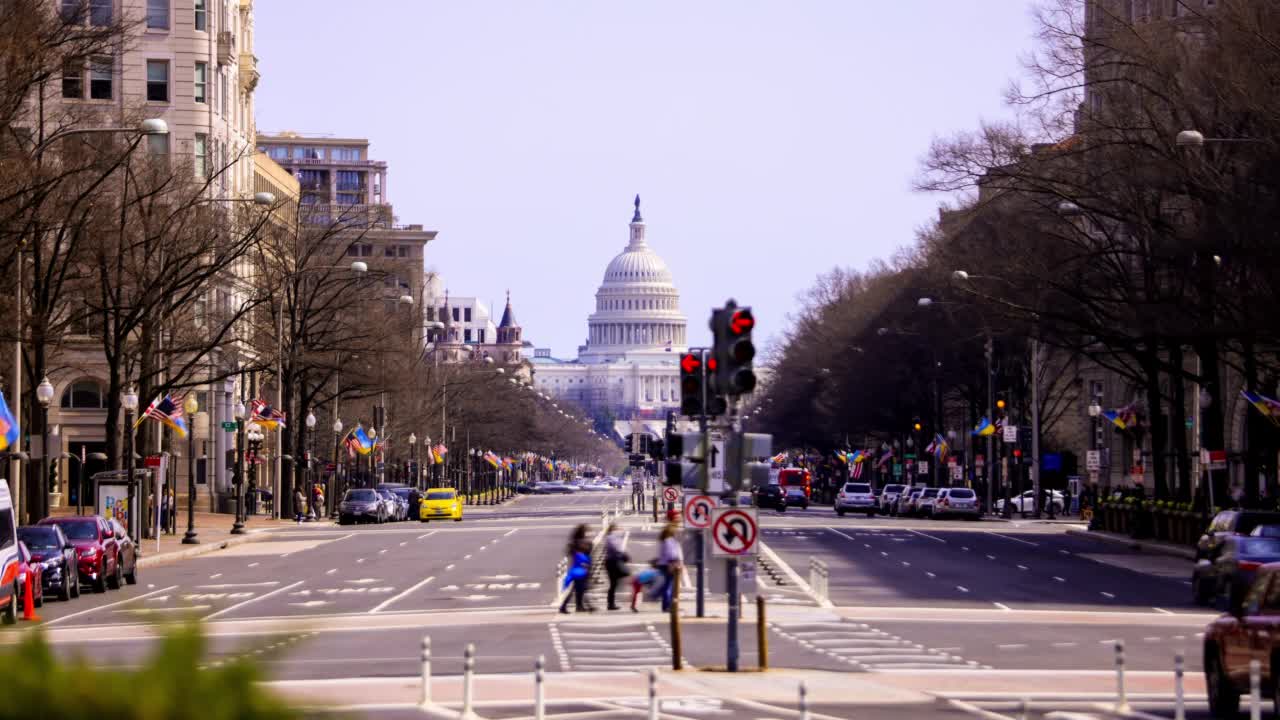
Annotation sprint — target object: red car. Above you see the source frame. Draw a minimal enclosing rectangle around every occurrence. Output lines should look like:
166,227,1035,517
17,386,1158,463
15,542,43,609
1204,562,1280,716
38,516,122,593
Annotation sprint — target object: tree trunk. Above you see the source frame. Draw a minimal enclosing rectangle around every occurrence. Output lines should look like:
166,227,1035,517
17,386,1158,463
1196,338,1227,508
1170,344,1191,502
1142,342,1168,499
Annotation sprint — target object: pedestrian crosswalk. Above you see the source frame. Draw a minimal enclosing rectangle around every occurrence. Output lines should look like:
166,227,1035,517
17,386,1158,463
770,620,989,671
549,622,684,672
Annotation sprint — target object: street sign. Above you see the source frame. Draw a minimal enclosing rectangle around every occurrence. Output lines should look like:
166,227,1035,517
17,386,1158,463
144,455,162,468
1003,425,1018,443
950,465,963,481
892,463,902,478
708,431,726,492
710,507,758,557
684,494,716,529
917,461,929,475
221,421,237,432
1086,450,1101,471
1203,449,1227,471
663,486,680,504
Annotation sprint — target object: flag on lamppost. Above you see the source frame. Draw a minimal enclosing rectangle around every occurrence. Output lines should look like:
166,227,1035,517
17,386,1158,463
0,391,19,451
1242,390,1280,427
972,417,996,436
134,394,188,438
250,399,287,431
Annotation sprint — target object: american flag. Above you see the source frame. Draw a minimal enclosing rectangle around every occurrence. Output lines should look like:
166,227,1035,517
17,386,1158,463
250,399,287,430
136,394,188,437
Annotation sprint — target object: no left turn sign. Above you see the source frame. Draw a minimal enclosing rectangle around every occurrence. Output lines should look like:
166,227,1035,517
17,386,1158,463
684,495,716,529
711,507,758,557
663,486,680,504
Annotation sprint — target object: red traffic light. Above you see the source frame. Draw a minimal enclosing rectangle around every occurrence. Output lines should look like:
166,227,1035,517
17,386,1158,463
1012,449,1022,458
680,353,701,374
730,309,754,335
707,357,718,371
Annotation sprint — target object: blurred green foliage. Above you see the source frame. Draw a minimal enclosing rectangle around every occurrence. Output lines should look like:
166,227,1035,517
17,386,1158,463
0,624,301,720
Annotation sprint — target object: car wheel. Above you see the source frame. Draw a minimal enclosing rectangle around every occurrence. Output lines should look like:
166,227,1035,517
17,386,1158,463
34,581,42,608
107,556,123,590
70,569,80,599
1,585,15,625
58,571,72,602
125,559,138,586
93,561,107,593
453,517,462,522
1206,648,1239,717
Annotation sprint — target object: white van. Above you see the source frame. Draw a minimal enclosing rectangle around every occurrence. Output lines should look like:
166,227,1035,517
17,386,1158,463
0,482,18,623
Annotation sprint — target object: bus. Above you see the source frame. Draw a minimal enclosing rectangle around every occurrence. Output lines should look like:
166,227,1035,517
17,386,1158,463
778,468,812,500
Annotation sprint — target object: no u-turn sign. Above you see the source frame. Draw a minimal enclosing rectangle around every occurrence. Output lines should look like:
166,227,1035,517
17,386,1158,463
710,507,758,557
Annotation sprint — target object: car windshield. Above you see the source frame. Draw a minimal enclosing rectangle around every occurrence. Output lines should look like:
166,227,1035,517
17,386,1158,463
845,484,871,493
17,527,61,551
392,488,412,499
922,489,939,498
346,490,378,502
1253,525,1280,538
55,520,99,540
1239,513,1280,536
1237,537,1280,556
948,489,975,498
427,490,455,500
884,485,904,494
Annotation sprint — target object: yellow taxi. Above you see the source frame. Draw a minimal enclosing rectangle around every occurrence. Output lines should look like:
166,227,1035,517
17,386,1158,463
419,488,463,522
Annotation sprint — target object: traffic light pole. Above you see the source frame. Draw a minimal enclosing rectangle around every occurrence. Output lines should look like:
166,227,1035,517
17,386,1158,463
723,403,741,674
695,410,707,620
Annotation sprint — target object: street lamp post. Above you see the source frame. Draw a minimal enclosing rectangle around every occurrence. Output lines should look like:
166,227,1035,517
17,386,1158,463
246,424,264,520
182,394,200,544
367,427,377,487
305,411,316,518
409,433,418,490
231,399,247,535
35,376,54,522
424,436,433,489
122,388,139,541
331,418,343,520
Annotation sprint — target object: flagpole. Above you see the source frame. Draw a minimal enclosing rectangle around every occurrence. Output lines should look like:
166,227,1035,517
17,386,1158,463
276,308,283,521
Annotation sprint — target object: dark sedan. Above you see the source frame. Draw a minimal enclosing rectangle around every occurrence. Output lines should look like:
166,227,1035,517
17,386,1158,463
1193,535,1280,609
17,525,79,601
753,484,787,512
533,483,574,494
40,516,119,593
338,489,385,524
107,518,138,586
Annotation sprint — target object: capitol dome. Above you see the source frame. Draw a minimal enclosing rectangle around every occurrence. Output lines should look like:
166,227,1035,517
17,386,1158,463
579,196,688,362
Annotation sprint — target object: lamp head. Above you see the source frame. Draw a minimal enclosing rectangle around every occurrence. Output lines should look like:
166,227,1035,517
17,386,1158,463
183,394,199,415
36,377,55,407
1176,129,1205,148
233,400,246,419
139,118,168,135
333,419,343,434
350,261,369,274
123,388,139,411
305,411,316,429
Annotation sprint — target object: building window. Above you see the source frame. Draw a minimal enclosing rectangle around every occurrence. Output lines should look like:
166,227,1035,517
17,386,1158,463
336,170,361,191
219,68,228,114
146,132,167,155
146,60,169,102
194,0,207,30
60,380,107,409
89,57,112,99
293,146,322,160
336,193,359,205
61,59,83,99
194,61,207,103
427,306,435,321
334,147,360,161
464,308,472,322
267,146,287,161
479,329,486,343
146,0,169,29
398,245,409,258
384,246,396,258
194,134,208,178
464,329,472,343
452,307,460,322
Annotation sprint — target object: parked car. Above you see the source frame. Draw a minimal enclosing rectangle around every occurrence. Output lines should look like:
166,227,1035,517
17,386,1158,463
580,481,612,492
753,484,787,512
896,488,924,516
1203,563,1280,716
914,488,941,518
835,483,877,516
39,516,120,593
1192,535,1280,608
533,482,574,494
1197,510,1280,564
516,483,536,494
15,542,43,608
994,489,1066,516
420,488,463,522
934,487,980,520
338,488,386,525
784,485,809,510
879,484,907,515
18,524,79,601
0,482,19,623
1250,524,1280,538
107,518,139,586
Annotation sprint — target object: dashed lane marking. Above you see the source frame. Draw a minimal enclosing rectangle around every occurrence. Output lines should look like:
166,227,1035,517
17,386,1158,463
994,602,1012,611
987,532,1039,547
956,586,970,593
1101,591,1116,599
209,573,222,579
44,585,180,626
1017,565,1029,571
248,562,259,568
369,576,435,613
204,580,305,620
1053,576,1065,583
908,529,947,544
926,572,936,578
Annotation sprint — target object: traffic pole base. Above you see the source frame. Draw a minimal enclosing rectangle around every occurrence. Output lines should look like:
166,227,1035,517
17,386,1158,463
22,573,40,622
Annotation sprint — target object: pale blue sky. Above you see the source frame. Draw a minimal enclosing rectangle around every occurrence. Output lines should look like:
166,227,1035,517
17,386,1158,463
254,1,1037,356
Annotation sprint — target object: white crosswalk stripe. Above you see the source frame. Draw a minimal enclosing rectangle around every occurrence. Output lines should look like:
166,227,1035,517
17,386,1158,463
771,619,989,671
550,621,686,672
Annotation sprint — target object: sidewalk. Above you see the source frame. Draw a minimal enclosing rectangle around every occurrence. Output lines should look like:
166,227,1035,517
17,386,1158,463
48,506,296,568
1065,529,1197,560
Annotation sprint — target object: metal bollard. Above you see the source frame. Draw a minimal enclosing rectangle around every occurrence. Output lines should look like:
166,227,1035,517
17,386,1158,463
534,655,545,720
799,679,810,720
1251,658,1262,720
419,636,432,707
1174,651,1185,720
462,643,475,719
648,668,659,720
1018,698,1029,720
1114,639,1127,711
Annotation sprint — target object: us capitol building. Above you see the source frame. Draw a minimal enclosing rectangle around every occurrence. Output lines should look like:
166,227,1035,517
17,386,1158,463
531,197,687,438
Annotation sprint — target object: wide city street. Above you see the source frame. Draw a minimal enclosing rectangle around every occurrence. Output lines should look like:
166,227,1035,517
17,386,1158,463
10,489,1215,719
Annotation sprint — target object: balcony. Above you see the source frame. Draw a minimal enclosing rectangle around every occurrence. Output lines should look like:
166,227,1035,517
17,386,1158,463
217,31,235,65
239,52,259,92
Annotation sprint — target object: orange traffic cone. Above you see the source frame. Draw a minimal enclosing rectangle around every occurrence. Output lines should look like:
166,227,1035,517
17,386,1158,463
21,570,39,622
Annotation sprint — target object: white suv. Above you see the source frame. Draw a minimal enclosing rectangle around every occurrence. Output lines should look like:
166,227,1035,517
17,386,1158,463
879,484,906,515
934,487,980,519
835,482,877,516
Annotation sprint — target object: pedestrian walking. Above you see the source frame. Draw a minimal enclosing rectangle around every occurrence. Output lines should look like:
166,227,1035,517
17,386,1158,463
656,520,683,612
604,523,630,610
294,487,307,524
312,487,325,521
559,524,594,614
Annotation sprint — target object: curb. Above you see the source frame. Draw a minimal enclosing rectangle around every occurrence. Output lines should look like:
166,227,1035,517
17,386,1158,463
136,529,280,569
1065,528,1197,560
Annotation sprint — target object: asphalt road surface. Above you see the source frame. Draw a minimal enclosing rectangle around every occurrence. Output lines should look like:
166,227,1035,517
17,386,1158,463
5,491,1215,718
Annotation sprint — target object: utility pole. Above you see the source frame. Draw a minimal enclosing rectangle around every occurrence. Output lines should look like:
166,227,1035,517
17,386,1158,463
1030,338,1044,518
985,333,995,516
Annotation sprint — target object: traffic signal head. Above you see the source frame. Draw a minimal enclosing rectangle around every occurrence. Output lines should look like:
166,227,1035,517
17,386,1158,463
913,421,922,432
997,399,1006,410
711,303,756,396
1012,448,1022,458
679,349,705,417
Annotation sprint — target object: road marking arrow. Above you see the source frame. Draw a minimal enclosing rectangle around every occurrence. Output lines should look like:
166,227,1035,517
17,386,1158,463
289,601,331,608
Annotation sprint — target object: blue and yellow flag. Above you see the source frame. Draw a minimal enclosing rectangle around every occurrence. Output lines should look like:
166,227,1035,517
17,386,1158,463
972,417,995,436
1242,390,1280,427
353,425,374,455
0,391,18,451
